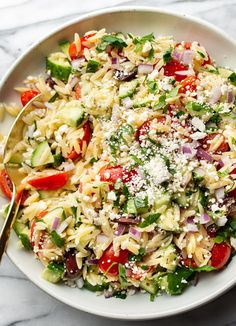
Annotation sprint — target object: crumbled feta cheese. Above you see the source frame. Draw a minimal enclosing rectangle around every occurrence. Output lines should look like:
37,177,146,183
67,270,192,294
191,117,205,132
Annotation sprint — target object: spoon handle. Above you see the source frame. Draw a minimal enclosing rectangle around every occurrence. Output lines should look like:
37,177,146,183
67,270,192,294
0,186,20,261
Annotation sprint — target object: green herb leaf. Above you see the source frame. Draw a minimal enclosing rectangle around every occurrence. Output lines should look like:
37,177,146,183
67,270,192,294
129,248,146,262
53,153,64,167
190,265,216,272
167,267,195,295
175,111,185,118
214,235,225,244
148,47,155,60
228,72,236,86
197,51,205,58
49,93,59,103
139,213,160,228
154,94,167,110
199,187,209,208
133,33,155,53
208,113,222,124
86,60,100,73
163,48,173,64
115,291,127,299
147,80,158,94
186,101,211,112
96,35,127,52
47,261,64,275
51,230,65,247
231,137,236,145
217,169,229,177
118,264,127,288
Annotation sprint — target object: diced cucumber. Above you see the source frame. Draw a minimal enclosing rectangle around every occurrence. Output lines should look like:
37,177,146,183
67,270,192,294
59,40,70,56
154,194,171,211
38,190,60,199
173,192,189,208
42,262,64,283
133,99,151,108
160,244,177,271
218,67,233,79
57,101,85,127
83,279,109,292
31,141,54,167
51,230,65,247
185,101,212,121
134,195,149,214
140,278,158,295
119,79,139,99
14,220,32,250
46,52,71,81
42,207,66,230
126,198,137,215
126,195,149,215
153,273,169,292
9,152,23,165
157,205,180,231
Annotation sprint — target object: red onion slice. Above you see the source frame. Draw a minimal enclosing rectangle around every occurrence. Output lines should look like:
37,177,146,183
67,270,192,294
97,234,109,243
216,216,228,227
122,97,133,109
215,187,225,201
227,90,234,103
209,85,222,105
111,57,121,70
138,64,153,75
115,217,140,225
172,48,183,62
129,227,141,240
52,217,60,230
114,224,126,236
199,213,211,224
196,147,213,162
182,50,194,65
87,258,99,265
71,58,85,70
57,220,68,234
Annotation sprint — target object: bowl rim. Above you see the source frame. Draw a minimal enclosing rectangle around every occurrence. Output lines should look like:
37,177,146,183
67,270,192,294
1,5,236,320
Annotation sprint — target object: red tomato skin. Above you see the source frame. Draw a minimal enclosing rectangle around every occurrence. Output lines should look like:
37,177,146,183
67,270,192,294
27,172,68,190
30,210,47,247
67,121,91,161
136,117,166,144
179,76,198,94
202,52,211,65
182,258,197,268
20,90,39,106
163,60,188,81
122,169,138,183
201,133,229,154
15,188,29,206
98,245,129,276
100,165,123,184
211,243,231,269
0,169,13,200
75,85,81,100
69,42,78,60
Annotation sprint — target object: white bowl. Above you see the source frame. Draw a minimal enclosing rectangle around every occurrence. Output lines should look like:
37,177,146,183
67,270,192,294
0,6,236,320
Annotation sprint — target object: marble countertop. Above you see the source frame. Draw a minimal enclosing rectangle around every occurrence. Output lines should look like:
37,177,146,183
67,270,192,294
0,0,236,325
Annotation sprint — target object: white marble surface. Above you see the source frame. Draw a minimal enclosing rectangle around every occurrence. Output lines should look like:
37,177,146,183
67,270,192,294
0,0,236,325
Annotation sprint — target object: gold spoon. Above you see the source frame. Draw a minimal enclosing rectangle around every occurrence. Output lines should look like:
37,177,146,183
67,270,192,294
0,94,41,261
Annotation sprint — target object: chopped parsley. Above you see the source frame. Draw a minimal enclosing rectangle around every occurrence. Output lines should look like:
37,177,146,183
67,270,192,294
86,60,100,73
228,72,236,86
139,213,160,228
167,267,195,295
133,33,155,52
163,48,173,64
147,80,158,94
197,51,205,58
96,35,127,52
129,248,146,262
118,264,127,288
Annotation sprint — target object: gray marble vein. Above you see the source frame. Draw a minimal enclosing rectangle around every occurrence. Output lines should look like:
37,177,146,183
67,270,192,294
0,0,236,325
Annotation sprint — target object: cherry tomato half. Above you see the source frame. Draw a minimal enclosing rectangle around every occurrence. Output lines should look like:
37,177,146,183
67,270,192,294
0,169,13,200
98,245,129,276
136,117,166,145
27,172,68,190
15,188,30,206
163,60,188,82
20,90,39,106
211,242,231,269
69,33,96,60
179,76,198,94
201,133,229,154
100,165,123,184
67,121,92,161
